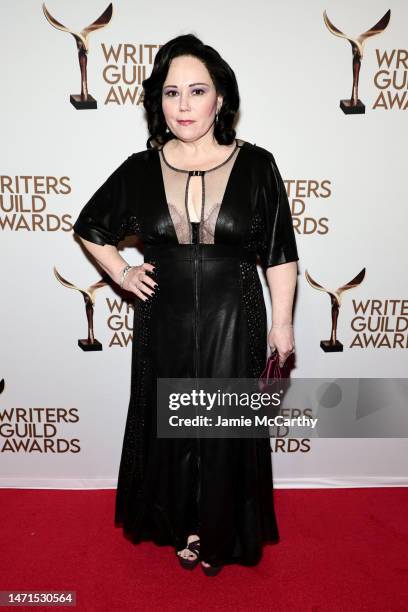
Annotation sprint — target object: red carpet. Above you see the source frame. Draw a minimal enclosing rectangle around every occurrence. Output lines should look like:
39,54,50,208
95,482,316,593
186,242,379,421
1,488,407,611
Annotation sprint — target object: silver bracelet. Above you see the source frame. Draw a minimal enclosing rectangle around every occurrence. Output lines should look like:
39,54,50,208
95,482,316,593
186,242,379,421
119,264,134,289
272,323,293,328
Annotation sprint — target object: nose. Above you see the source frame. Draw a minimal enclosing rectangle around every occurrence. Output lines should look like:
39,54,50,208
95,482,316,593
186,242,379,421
178,90,190,112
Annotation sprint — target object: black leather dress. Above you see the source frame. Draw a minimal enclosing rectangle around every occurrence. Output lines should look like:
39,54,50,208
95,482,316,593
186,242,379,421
72,138,299,567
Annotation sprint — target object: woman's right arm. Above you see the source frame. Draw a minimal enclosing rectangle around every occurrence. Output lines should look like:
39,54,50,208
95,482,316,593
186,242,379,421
76,237,156,300
73,156,156,301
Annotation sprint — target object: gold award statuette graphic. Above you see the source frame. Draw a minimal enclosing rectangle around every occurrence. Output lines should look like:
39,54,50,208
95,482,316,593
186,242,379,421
42,3,113,109
305,268,366,352
323,9,391,114
54,267,107,351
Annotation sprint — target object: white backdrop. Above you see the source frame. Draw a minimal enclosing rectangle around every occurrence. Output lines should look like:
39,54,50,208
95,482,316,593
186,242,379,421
1,0,407,488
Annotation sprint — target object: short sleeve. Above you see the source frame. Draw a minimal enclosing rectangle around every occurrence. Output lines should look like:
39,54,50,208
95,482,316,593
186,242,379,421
72,156,140,247
257,150,299,271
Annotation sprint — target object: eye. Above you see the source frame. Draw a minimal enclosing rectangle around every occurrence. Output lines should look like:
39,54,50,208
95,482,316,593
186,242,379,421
192,88,206,95
164,90,178,97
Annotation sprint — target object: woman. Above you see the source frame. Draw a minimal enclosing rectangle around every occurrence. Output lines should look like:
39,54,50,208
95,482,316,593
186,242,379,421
73,33,299,576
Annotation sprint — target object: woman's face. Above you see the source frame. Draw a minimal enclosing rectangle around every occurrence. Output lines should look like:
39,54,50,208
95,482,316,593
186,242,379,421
161,54,222,142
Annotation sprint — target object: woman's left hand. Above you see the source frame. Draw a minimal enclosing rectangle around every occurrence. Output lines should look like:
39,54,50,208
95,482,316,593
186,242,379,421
268,325,295,367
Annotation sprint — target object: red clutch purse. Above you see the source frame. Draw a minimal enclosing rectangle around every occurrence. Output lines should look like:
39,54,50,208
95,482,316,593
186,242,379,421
258,348,295,393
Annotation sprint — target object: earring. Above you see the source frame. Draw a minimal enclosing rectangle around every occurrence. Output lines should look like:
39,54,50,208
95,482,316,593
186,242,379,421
165,126,170,133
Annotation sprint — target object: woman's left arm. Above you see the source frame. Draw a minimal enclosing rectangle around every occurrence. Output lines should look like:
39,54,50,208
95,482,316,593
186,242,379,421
255,148,300,366
265,261,297,366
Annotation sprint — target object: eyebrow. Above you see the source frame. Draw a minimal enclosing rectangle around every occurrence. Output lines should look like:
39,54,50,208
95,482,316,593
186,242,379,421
163,82,209,89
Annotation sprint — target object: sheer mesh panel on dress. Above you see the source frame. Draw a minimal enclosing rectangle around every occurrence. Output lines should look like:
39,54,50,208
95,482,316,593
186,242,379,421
158,138,244,244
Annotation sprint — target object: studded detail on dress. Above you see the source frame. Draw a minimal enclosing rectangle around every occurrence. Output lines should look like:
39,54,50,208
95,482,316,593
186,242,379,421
239,260,267,378
243,209,265,258
117,215,142,243
114,265,156,530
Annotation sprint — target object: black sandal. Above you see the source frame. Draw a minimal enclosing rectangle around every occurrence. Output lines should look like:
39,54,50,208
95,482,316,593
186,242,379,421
176,538,201,570
200,561,223,577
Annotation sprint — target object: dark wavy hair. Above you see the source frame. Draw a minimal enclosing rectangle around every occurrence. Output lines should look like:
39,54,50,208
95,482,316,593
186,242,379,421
142,33,240,149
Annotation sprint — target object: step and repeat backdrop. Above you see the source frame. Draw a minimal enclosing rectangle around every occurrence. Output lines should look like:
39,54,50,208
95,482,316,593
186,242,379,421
1,0,407,488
